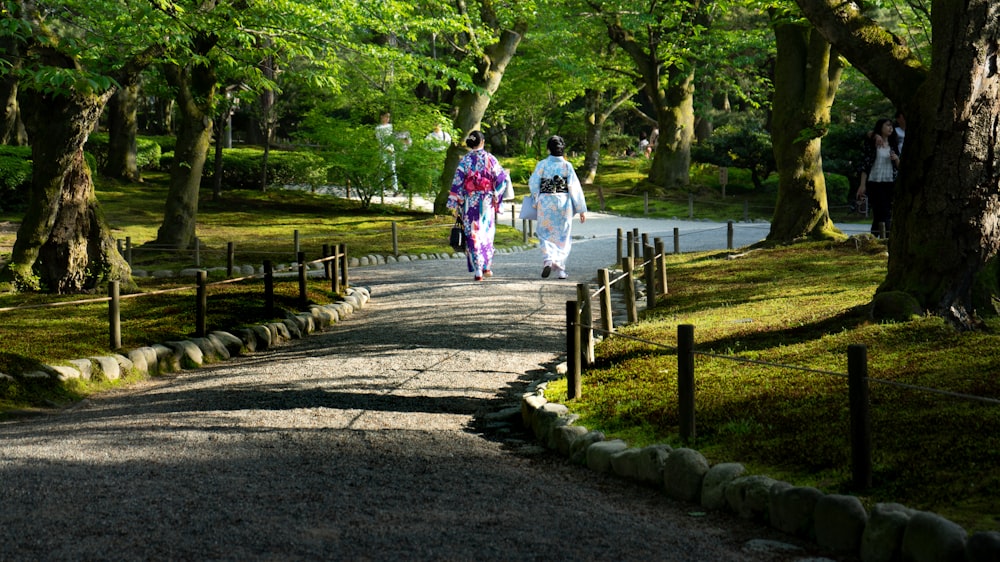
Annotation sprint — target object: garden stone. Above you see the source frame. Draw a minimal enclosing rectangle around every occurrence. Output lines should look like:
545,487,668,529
67,359,93,380
163,340,204,370
240,265,255,276
901,511,966,562
569,432,604,465
609,447,643,481
966,531,1000,562
209,331,244,358
151,269,174,278
48,364,82,381
128,347,156,377
532,402,569,443
814,494,868,555
634,445,671,486
179,268,201,277
191,337,227,363
270,321,292,343
553,425,589,457
281,318,303,339
662,447,709,503
586,439,628,474
113,354,134,376
89,355,121,381
520,394,547,429
860,503,913,562
701,462,745,511
152,343,179,373
250,325,272,350
770,485,823,539
726,475,779,521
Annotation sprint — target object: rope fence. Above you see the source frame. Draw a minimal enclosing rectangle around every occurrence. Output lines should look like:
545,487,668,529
563,226,1000,492
1,244,350,351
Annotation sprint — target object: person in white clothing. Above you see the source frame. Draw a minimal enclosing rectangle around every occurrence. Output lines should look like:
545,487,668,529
425,124,452,151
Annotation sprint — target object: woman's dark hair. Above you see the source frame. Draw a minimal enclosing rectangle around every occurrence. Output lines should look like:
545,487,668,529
465,130,485,148
547,135,566,157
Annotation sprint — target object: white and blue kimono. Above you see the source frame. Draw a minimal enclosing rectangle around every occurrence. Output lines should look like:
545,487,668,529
528,155,587,271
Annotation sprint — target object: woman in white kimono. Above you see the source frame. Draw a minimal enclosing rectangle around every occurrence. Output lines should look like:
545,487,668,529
528,136,587,279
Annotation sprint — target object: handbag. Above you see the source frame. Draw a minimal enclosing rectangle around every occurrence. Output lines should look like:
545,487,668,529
449,217,466,251
518,194,538,220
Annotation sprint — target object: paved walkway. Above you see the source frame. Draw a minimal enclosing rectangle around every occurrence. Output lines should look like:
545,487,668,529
0,214,855,560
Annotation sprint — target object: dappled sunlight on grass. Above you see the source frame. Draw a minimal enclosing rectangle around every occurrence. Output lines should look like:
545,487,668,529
548,241,1000,532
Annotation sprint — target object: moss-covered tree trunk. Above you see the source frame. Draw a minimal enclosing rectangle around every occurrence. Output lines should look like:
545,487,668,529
154,62,216,250
0,88,130,292
767,15,843,242
433,27,525,215
104,82,141,182
796,0,1000,328
646,69,695,189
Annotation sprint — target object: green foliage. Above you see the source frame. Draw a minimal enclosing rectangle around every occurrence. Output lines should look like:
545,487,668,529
0,146,32,213
201,147,329,191
85,133,164,172
691,113,775,190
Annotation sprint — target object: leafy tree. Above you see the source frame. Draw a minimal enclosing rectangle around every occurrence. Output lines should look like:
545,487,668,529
794,0,1000,328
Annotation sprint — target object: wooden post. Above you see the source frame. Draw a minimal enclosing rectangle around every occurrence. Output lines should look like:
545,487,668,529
297,251,308,310
678,324,695,443
622,256,638,323
848,344,873,491
655,238,668,296
194,236,200,267
577,283,594,366
196,270,207,337
688,193,694,219
511,204,516,228
632,227,640,257
339,243,349,289
727,221,734,250
391,221,399,256
644,243,656,309
330,245,341,293
264,260,274,316
566,300,582,400
598,268,613,335
673,227,680,254
125,236,132,265
616,228,623,264
522,220,529,243
108,281,120,350
322,244,331,280
626,230,634,259
227,242,235,278
294,229,300,256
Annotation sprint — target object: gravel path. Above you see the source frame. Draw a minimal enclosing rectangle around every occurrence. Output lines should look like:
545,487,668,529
0,215,857,561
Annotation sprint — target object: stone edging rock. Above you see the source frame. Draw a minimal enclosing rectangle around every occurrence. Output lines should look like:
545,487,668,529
20,287,370,384
520,365,1000,562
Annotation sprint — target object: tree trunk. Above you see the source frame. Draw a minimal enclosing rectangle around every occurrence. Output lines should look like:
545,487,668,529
433,27,525,214
154,62,216,250
0,39,27,146
1,88,130,293
795,0,1000,328
646,68,695,189
767,15,843,242
581,89,605,185
104,82,141,182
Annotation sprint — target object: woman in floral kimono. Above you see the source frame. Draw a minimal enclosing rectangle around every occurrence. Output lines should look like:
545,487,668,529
447,131,512,281
528,135,587,279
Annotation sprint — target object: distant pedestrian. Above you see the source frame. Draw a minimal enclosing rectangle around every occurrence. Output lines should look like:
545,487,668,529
425,124,452,151
375,111,398,192
447,131,512,281
856,118,899,237
529,135,587,279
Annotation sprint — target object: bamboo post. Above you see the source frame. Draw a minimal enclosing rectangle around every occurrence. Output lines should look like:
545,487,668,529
297,251,308,310
264,260,274,315
848,344,873,491
391,221,399,256
108,281,121,350
566,300,582,400
196,270,207,337
598,268,613,335
622,256,638,323
577,283,594,366
678,324,695,443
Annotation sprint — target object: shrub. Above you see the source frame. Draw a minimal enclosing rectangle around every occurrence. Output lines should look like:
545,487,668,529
0,146,32,213
201,147,329,191
84,133,164,173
